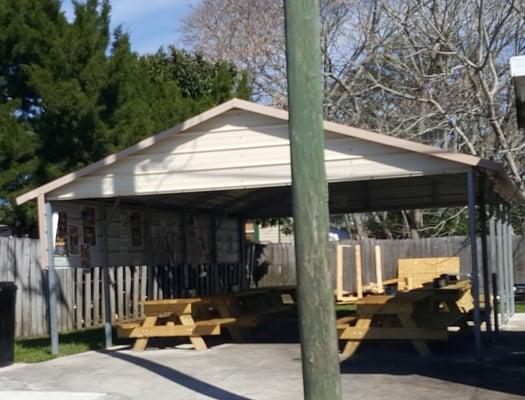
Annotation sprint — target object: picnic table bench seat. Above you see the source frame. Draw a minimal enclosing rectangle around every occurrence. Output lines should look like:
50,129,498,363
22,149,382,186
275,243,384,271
337,279,473,358
117,317,237,339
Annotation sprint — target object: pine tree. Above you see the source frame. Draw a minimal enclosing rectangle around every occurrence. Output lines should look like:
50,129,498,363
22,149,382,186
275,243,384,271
0,0,252,234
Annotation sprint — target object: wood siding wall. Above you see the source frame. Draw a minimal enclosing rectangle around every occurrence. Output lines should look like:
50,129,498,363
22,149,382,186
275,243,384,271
51,200,239,268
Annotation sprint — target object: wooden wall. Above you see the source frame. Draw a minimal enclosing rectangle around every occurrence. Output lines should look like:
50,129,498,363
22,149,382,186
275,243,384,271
51,200,240,268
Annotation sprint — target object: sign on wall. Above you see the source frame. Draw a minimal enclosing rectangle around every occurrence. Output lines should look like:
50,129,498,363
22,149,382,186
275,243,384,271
68,224,81,255
54,212,68,256
82,207,96,246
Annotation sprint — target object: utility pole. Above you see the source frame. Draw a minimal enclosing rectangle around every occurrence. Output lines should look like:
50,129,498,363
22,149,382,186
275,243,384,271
284,1,342,398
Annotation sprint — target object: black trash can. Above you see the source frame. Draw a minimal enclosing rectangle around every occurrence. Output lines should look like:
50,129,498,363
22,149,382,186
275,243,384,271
0,282,17,366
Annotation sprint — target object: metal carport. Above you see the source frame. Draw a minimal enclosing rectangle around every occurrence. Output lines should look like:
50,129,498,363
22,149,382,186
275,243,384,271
16,98,523,359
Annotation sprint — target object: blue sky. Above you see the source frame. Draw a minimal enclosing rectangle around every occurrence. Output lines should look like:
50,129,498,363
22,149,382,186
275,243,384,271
61,0,198,54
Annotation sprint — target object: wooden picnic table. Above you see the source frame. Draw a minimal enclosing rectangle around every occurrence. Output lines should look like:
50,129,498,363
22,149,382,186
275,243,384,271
118,287,294,351
337,279,474,357
117,298,234,351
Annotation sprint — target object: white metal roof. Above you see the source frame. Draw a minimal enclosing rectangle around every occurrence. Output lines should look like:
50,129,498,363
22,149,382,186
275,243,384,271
16,98,523,206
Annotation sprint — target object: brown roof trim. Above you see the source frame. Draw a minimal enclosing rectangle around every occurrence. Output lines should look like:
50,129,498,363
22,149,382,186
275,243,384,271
16,97,521,205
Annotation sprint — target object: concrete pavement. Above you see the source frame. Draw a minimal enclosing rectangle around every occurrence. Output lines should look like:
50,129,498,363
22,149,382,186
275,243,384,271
1,340,524,400
1,315,524,400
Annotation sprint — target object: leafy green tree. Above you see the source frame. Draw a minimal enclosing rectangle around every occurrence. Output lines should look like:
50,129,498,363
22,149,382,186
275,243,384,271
28,0,111,178
0,0,251,235
0,103,39,232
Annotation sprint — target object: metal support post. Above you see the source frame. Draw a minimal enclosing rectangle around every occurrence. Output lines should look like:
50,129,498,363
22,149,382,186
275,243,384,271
100,202,113,348
44,201,59,355
488,206,498,339
506,206,515,316
467,170,483,362
478,177,492,337
502,205,511,322
496,202,507,325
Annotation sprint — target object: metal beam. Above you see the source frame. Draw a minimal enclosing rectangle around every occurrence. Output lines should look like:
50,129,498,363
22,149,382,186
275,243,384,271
478,175,492,338
502,204,511,322
238,218,247,289
505,205,515,317
509,222,515,316
100,201,113,348
488,205,498,338
283,0,342,397
44,201,59,355
496,201,507,325
467,170,483,362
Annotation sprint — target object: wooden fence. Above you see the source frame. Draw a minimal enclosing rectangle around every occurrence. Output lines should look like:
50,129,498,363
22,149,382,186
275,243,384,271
255,236,525,292
1,235,523,337
0,237,248,337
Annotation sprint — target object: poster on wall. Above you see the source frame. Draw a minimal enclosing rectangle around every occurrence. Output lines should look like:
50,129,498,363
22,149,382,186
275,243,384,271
130,212,143,247
82,207,96,245
68,224,81,255
54,212,68,256
80,244,91,268
119,211,129,245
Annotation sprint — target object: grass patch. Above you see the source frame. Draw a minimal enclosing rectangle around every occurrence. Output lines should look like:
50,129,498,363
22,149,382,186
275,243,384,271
335,303,357,312
15,328,105,363
335,303,356,318
516,303,525,313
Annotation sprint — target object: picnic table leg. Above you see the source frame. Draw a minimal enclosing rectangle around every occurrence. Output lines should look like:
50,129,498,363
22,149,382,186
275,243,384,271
133,316,157,351
214,298,245,342
397,314,431,357
445,300,473,335
178,314,208,351
341,315,372,357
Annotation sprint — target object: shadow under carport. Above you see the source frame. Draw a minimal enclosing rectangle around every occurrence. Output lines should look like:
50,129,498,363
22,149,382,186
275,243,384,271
340,330,525,398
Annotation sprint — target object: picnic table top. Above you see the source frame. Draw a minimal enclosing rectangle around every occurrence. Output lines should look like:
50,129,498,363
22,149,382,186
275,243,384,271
418,279,471,293
143,298,204,305
355,280,472,315
143,287,295,306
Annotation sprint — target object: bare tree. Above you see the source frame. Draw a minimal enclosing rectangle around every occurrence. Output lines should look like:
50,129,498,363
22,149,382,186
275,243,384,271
182,0,525,237
183,0,287,105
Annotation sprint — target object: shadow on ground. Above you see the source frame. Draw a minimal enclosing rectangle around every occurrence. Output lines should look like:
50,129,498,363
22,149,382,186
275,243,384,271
101,349,251,400
112,317,525,398
340,330,525,397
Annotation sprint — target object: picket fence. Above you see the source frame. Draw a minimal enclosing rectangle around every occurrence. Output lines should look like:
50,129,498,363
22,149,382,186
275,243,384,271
0,237,248,337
